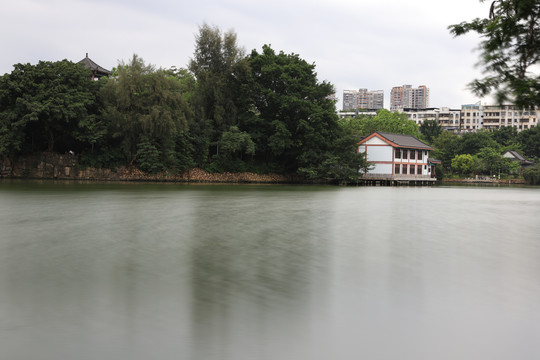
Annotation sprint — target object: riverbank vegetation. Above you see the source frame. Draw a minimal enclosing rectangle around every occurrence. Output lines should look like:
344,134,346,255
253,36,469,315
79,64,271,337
0,25,368,183
423,123,540,182
1,23,539,184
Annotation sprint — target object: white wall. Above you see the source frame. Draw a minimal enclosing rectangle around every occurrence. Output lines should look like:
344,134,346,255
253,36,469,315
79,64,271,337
366,146,392,162
371,163,393,174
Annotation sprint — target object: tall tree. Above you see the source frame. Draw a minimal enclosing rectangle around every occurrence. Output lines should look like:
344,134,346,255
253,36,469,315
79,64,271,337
419,119,443,144
101,55,191,170
449,0,540,107
188,24,251,163
0,60,100,156
517,125,540,158
431,131,462,170
491,125,519,147
245,45,364,180
458,129,499,155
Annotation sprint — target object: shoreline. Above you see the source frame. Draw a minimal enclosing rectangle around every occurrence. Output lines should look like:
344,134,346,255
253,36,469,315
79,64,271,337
1,152,527,185
1,152,305,184
440,177,526,185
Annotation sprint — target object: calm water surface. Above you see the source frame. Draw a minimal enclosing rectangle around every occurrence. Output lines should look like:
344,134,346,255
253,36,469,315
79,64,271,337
1,181,539,360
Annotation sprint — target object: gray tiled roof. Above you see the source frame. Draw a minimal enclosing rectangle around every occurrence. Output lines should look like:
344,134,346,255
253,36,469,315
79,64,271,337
78,54,111,75
503,150,526,161
503,150,533,164
376,132,433,150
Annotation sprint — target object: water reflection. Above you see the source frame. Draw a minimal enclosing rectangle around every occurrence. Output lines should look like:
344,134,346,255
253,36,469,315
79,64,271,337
187,189,333,360
0,183,539,359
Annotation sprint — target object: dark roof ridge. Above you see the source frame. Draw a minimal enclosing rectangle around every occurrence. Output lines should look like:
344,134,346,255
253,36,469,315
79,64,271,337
78,53,111,75
375,131,433,150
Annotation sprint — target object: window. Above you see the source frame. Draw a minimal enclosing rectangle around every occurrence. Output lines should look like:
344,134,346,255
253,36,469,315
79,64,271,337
410,150,416,160
410,165,415,174
395,164,400,174
402,164,407,174
418,165,422,174
417,150,422,160
402,149,408,160
395,148,401,159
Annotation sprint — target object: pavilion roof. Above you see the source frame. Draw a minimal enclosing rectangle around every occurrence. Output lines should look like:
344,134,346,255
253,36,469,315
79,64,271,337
78,53,111,76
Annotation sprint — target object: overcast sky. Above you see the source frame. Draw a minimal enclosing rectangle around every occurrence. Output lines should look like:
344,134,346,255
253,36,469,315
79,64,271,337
2,0,492,109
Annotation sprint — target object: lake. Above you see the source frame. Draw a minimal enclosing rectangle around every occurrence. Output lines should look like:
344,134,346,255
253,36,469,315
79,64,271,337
1,181,539,360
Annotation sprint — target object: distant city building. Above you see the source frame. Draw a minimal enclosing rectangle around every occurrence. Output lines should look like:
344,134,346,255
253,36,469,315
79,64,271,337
337,110,378,119
358,89,384,110
343,89,384,111
461,104,538,131
403,107,461,132
460,103,483,131
343,90,358,111
400,104,538,133
390,85,429,111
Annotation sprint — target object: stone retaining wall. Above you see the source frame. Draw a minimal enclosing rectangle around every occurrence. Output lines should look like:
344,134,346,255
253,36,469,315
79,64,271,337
1,153,303,183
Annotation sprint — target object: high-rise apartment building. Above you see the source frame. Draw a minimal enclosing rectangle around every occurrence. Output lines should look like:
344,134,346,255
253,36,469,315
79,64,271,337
343,89,384,111
390,85,429,111
359,89,384,109
343,90,359,111
390,85,410,111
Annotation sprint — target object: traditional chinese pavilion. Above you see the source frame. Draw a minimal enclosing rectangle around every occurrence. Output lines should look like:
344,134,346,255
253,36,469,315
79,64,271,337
78,53,111,80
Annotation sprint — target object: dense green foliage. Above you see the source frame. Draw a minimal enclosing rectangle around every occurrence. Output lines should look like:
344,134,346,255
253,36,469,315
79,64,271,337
0,26,365,182
338,109,420,138
451,154,476,175
431,127,532,179
188,24,251,167
100,55,192,171
419,120,443,144
0,60,99,156
523,164,540,184
449,0,540,107
244,45,363,180
447,0,540,183
517,124,540,158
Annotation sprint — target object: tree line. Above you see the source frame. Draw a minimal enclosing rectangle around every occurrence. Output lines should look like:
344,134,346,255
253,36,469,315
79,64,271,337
0,25,366,182
1,19,539,184
339,111,540,183
426,123,540,183
446,0,540,184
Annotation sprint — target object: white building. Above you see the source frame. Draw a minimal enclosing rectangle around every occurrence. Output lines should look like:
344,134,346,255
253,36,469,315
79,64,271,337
357,132,436,180
461,104,538,132
402,107,461,131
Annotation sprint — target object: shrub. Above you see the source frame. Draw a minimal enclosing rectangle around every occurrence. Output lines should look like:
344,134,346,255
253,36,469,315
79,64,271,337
523,165,540,185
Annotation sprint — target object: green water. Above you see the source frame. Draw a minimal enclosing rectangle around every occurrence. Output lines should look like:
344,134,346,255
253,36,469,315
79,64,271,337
1,181,539,360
